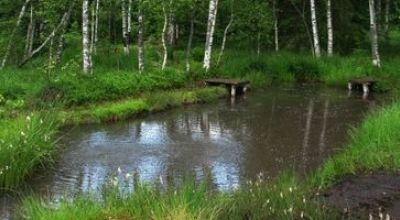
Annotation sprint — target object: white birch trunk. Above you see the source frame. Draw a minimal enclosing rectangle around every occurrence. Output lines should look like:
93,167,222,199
369,0,381,67
24,3,35,58
138,0,145,73
217,12,233,66
161,1,168,70
185,9,195,73
203,0,219,72
1,0,31,69
127,0,132,48
326,0,333,56
82,0,92,74
310,0,321,57
94,0,100,54
90,3,95,54
273,0,279,52
121,0,129,54
20,3,75,67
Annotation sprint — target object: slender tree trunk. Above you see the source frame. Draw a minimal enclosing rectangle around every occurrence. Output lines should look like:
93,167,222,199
289,0,315,56
121,0,129,54
257,32,261,56
1,0,32,69
326,0,333,56
369,0,381,67
127,0,132,50
185,8,195,73
24,3,35,58
82,0,93,73
273,0,279,52
19,3,75,67
310,0,321,57
138,0,145,73
161,1,168,70
203,0,219,72
217,10,233,66
93,0,100,54
376,0,382,33
384,0,390,39
90,2,96,54
55,1,74,66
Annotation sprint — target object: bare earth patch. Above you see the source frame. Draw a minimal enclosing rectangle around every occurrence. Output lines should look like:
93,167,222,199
320,172,400,219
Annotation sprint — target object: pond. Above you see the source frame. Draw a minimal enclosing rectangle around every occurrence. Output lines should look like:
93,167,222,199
0,85,381,219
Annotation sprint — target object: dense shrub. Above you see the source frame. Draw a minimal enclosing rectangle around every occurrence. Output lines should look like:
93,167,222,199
288,59,321,82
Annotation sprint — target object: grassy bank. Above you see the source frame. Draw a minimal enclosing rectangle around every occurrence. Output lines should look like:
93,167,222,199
59,87,227,125
19,99,400,219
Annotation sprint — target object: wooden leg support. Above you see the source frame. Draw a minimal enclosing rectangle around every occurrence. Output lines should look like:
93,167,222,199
231,85,236,97
348,82,353,91
362,83,370,94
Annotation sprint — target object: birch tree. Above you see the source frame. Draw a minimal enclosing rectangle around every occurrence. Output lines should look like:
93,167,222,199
272,0,279,52
326,0,333,56
82,0,93,73
90,0,100,54
369,0,381,67
203,0,219,72
121,0,129,54
185,1,196,73
19,2,75,67
384,0,390,38
138,0,145,73
217,0,234,66
161,0,169,70
1,0,31,69
24,2,35,58
310,0,321,57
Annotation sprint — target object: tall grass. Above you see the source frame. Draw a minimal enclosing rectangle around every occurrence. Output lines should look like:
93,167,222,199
21,174,335,220
315,101,400,186
0,114,59,189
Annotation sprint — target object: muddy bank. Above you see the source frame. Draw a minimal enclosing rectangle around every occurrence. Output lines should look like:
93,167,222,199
321,172,400,219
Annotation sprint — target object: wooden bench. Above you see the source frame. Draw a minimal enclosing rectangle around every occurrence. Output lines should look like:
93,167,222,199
348,78,376,94
205,78,250,97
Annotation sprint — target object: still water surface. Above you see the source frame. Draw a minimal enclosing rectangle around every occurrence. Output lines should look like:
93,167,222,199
0,86,381,218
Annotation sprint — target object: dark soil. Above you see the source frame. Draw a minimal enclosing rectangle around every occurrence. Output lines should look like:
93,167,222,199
320,172,400,219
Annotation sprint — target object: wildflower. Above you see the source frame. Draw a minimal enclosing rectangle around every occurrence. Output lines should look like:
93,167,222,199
266,199,270,204
26,116,31,122
301,211,304,218
117,167,122,174
125,173,132,179
280,192,284,198
288,207,293,213
159,175,163,185
20,131,25,136
111,177,118,187
289,187,293,193
40,119,44,124
303,197,306,204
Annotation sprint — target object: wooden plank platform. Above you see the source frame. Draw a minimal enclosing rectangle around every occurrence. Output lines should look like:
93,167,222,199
205,78,250,97
348,78,376,94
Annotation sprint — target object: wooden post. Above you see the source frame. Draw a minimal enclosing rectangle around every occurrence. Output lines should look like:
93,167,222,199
363,84,370,94
231,85,236,97
348,82,353,91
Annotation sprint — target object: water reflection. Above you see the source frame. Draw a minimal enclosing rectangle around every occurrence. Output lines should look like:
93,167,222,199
29,86,382,198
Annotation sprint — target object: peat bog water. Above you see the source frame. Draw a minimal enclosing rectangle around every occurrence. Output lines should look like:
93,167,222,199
0,85,385,218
